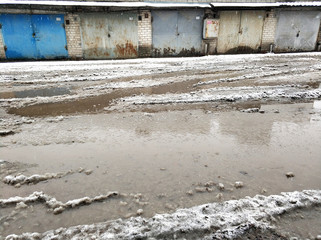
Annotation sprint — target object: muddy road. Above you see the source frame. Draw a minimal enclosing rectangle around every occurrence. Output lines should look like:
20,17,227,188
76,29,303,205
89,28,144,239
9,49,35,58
0,53,321,239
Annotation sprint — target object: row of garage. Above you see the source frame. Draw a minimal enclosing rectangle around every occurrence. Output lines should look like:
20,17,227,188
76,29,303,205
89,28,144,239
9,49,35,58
218,10,321,53
0,3,321,60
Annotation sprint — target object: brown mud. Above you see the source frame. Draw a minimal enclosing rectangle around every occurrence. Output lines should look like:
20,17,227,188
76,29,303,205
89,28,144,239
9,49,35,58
1,53,321,238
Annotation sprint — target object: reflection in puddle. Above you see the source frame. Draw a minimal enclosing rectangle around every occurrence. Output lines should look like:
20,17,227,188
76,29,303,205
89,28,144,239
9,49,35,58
0,87,70,99
0,103,321,237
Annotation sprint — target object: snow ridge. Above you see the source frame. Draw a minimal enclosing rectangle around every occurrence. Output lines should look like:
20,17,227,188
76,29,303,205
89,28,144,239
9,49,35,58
120,88,321,105
0,191,119,215
3,171,74,186
4,190,321,240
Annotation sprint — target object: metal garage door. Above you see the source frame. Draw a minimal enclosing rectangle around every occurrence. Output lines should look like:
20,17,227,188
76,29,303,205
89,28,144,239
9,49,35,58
0,14,68,59
274,11,321,52
80,12,138,59
217,11,265,54
152,10,204,57
31,15,68,59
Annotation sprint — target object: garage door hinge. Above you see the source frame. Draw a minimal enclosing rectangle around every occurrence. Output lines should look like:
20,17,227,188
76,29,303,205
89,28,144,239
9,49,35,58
0,23,2,29
65,45,68,50
4,45,7,51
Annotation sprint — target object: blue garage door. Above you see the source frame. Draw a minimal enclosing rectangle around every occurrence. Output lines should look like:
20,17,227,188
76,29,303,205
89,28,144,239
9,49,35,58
0,14,37,59
0,14,68,60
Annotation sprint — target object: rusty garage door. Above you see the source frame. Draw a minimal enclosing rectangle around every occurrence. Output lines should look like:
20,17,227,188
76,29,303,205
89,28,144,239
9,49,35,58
274,11,321,52
152,10,204,57
79,12,138,59
217,11,265,54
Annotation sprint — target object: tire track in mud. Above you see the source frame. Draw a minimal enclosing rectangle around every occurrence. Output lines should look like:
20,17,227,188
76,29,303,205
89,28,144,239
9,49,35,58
7,79,200,117
2,54,320,112
6,64,321,117
5,69,234,116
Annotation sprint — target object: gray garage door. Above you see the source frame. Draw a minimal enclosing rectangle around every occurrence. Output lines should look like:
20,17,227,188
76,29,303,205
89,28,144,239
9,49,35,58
217,11,265,54
274,11,321,52
80,12,138,59
152,10,204,57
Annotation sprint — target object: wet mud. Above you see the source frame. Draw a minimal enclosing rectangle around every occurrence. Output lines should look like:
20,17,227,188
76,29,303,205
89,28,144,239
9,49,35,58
1,103,321,237
7,78,202,117
1,53,321,239
275,205,321,239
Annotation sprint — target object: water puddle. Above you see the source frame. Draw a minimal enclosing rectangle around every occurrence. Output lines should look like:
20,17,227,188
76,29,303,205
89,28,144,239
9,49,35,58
0,103,320,237
0,87,70,99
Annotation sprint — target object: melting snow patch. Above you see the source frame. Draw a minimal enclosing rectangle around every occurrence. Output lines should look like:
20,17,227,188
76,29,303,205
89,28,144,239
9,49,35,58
119,88,321,105
194,67,312,86
0,191,119,215
3,171,74,186
4,190,321,240
241,108,260,113
0,130,15,137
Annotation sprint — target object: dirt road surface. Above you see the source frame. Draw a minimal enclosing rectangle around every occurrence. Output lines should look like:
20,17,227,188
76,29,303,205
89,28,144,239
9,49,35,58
0,53,321,239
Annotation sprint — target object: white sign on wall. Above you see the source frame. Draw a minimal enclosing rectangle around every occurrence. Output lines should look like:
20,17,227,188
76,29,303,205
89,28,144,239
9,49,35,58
203,19,220,39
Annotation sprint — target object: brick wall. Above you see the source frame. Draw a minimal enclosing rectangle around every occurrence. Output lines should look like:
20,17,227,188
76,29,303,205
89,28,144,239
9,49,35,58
138,10,152,57
0,30,6,59
64,14,83,59
261,10,277,52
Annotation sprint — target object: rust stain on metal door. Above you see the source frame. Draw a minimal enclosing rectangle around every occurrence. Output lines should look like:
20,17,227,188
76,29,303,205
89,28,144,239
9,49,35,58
115,41,138,57
80,12,138,59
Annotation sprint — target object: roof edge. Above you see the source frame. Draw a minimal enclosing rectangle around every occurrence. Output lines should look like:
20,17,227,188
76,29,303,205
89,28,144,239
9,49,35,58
0,1,211,8
210,1,321,8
